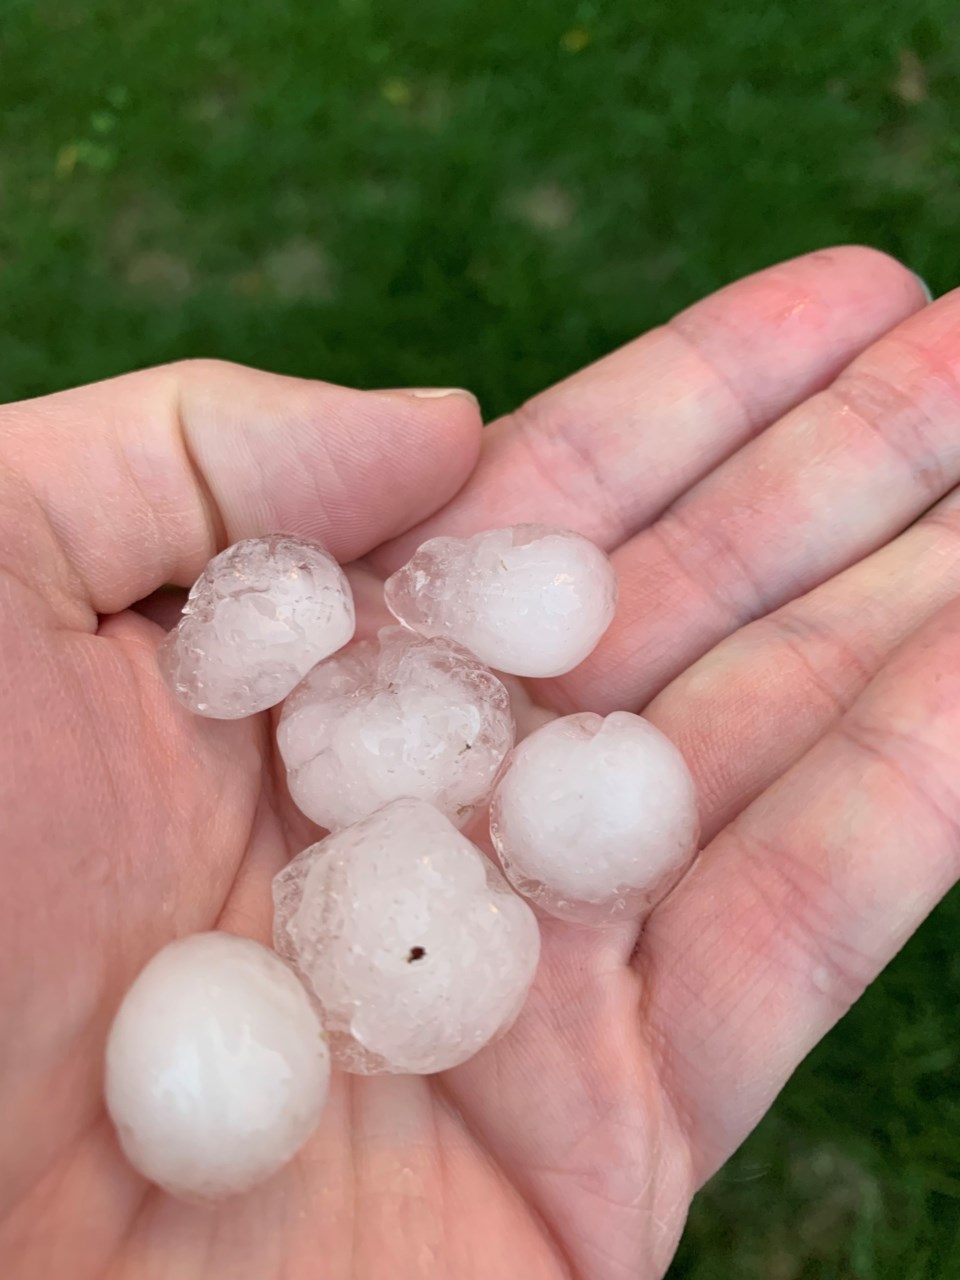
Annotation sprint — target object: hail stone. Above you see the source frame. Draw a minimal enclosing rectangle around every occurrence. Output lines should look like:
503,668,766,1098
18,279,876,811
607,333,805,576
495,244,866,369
273,799,540,1074
384,525,617,678
489,712,699,924
104,933,330,1201
278,626,515,832
159,536,355,718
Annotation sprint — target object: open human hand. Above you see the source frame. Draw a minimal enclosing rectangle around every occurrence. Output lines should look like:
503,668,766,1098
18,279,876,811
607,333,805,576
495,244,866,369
1,247,956,1280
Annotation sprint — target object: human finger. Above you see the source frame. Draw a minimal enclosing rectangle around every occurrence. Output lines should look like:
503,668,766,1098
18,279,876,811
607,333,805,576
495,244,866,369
375,247,926,572
554,286,960,713
0,362,481,624
638,596,960,1182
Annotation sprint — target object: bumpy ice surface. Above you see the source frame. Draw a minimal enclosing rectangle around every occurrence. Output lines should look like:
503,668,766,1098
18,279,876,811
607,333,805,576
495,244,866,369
273,799,540,1074
278,626,515,831
384,524,618,678
104,933,330,1200
159,536,355,718
490,712,699,924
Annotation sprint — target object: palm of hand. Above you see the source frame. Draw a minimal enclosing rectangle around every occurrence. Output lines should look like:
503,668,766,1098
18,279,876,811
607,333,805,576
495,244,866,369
3,249,959,1280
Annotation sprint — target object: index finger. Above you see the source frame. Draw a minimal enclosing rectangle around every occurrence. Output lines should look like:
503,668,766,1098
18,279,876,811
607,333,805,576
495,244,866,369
374,247,928,572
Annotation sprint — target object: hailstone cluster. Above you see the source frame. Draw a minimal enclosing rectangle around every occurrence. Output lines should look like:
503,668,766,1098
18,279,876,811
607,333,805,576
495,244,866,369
384,524,618,677
277,626,515,831
104,933,330,1201
159,536,355,718
106,524,699,1202
490,711,699,923
274,799,540,1075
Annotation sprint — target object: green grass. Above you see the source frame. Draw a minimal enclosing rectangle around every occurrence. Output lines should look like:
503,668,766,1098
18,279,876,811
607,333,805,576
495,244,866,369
2,1,959,1274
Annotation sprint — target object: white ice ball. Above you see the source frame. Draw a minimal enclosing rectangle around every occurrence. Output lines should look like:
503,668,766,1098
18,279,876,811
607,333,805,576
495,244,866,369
104,933,331,1201
159,536,355,718
273,799,540,1074
384,525,617,678
489,712,699,924
278,626,515,832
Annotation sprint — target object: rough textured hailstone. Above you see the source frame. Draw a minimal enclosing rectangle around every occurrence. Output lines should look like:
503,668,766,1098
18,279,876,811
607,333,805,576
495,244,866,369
489,712,699,924
384,524,618,677
278,626,515,831
104,933,331,1201
273,799,540,1074
159,536,355,718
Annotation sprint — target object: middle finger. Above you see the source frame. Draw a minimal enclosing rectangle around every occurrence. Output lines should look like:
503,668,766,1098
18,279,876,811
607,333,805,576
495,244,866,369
553,290,960,714
647,483,960,845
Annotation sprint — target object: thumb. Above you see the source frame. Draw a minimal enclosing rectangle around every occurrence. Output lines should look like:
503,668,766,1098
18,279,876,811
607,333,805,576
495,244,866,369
0,360,481,621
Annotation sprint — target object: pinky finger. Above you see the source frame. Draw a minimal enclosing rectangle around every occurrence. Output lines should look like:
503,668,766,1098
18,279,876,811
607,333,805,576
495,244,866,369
638,595,960,1182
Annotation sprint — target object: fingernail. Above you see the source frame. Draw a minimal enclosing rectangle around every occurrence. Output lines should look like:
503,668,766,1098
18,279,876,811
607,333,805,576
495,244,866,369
376,386,479,406
405,387,479,405
913,272,934,304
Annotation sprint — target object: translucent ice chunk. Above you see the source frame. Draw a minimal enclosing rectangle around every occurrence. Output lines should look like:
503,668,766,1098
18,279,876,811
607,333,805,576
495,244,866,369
384,525,617,678
278,627,515,831
104,933,330,1201
489,712,699,924
273,799,540,1074
159,536,355,718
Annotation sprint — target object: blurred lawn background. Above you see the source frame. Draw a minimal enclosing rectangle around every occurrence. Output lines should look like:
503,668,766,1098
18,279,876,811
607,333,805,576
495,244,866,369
2,1,959,1275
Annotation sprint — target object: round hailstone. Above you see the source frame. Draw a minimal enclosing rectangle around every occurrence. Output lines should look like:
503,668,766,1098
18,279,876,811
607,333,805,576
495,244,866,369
278,626,515,832
104,933,330,1201
273,799,540,1074
159,536,355,718
489,712,699,925
384,524,617,678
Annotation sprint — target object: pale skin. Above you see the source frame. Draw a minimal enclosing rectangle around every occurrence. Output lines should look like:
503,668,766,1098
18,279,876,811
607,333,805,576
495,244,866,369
2,246,959,1280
